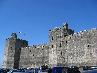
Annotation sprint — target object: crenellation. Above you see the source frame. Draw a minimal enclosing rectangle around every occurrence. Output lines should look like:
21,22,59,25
3,23,97,68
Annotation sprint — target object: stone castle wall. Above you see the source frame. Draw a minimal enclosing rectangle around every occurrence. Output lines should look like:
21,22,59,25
3,33,28,68
3,23,97,68
3,37,16,68
63,29,97,66
49,24,74,67
19,44,49,68
49,27,97,67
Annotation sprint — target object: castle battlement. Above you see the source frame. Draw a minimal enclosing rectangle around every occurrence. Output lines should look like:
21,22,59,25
3,23,97,68
64,28,97,39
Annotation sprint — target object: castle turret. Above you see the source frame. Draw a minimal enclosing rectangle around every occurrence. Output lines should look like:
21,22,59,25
63,22,68,30
11,33,17,39
49,23,74,67
3,33,28,69
62,23,74,37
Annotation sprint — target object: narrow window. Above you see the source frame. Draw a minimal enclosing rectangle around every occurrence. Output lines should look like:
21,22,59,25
30,50,31,52
61,51,62,55
52,45,54,48
66,41,67,43
10,47,12,50
52,36,53,40
59,43,62,47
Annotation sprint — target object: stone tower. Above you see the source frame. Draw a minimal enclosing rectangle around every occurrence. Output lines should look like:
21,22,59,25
3,23,97,68
49,23,74,67
3,33,28,69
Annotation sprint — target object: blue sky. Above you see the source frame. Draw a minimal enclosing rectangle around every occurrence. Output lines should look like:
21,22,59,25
0,0,97,67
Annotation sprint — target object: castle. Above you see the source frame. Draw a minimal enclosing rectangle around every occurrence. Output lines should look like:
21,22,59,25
3,23,97,69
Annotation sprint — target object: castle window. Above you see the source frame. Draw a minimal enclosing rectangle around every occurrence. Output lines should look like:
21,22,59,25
52,45,54,48
87,45,90,47
30,50,31,52
64,34,67,37
33,54,34,56
52,36,53,40
60,51,62,56
59,43,62,47
49,30,51,31
43,46,44,47
66,41,67,43
10,47,12,50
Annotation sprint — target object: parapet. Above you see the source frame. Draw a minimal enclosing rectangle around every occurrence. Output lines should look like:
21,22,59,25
64,28,97,40
49,23,72,32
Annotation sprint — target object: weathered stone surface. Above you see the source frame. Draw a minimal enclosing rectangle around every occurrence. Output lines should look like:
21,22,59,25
3,33,28,68
49,24,97,67
19,45,49,68
3,23,97,68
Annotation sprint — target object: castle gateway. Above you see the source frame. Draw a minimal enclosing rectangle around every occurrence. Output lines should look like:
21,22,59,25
3,23,97,68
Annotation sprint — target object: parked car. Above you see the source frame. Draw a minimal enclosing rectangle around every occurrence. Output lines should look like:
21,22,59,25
7,69,25,73
67,66,80,73
0,68,9,73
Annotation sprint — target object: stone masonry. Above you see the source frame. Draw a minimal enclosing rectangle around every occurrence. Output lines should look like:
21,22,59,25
3,33,28,69
19,45,49,68
3,23,97,68
49,23,97,67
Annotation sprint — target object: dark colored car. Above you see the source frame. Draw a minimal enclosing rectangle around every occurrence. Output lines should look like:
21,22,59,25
67,66,81,73
52,67,65,73
0,68,9,73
